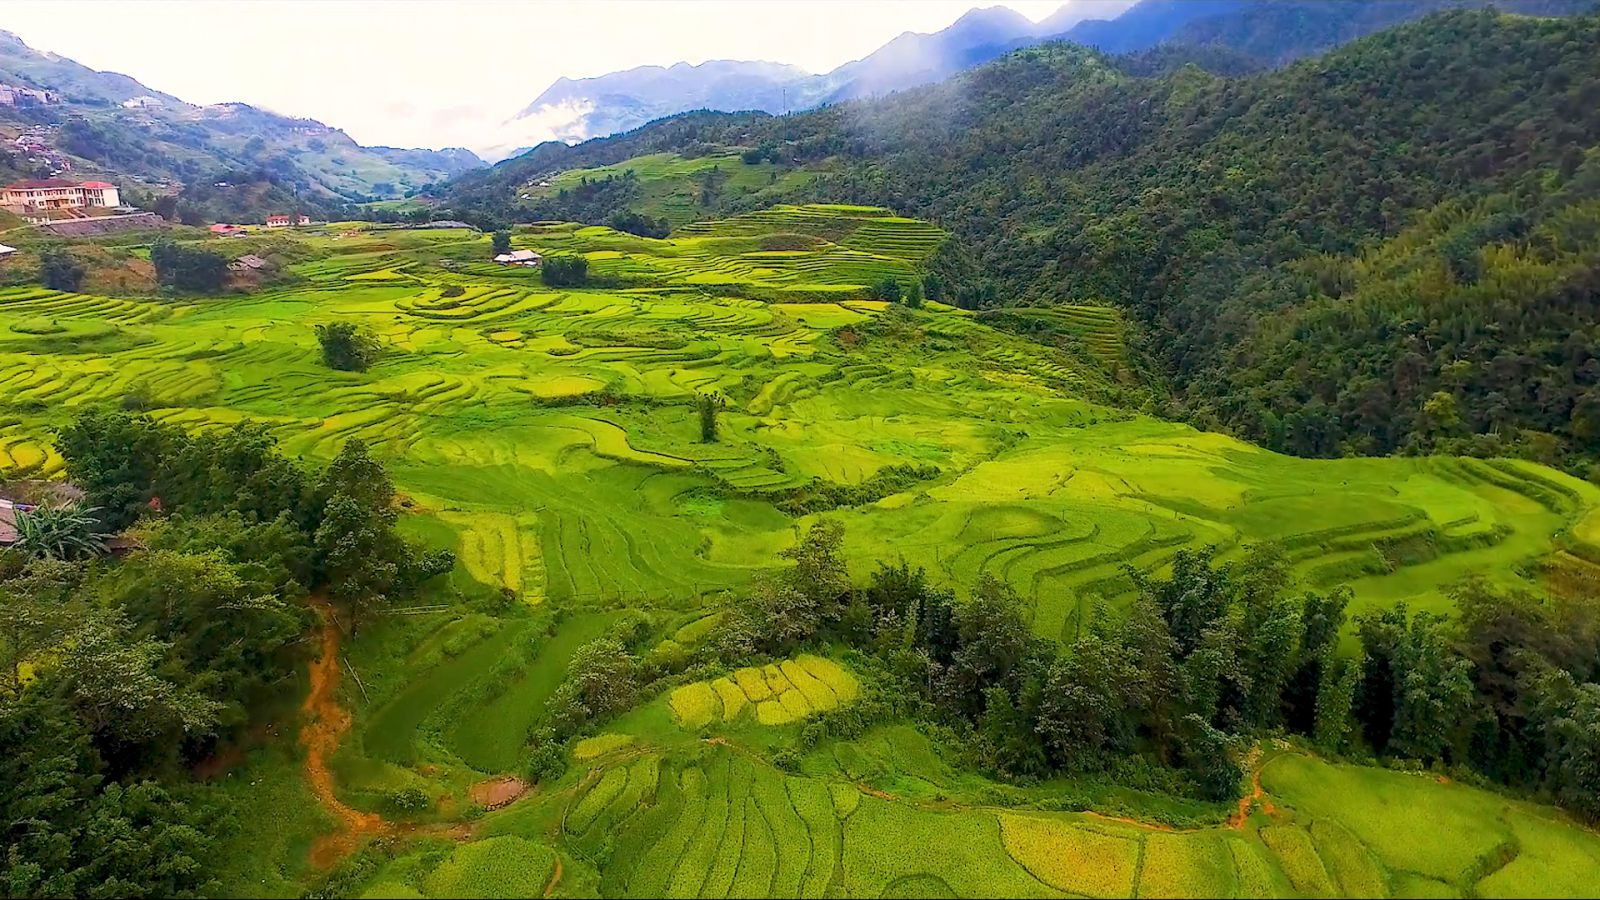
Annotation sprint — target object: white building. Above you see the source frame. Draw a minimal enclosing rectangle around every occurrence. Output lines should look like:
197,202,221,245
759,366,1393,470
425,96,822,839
1,178,120,212
493,249,542,267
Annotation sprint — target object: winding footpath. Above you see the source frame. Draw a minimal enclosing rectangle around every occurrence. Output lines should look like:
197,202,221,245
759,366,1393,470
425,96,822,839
301,598,392,867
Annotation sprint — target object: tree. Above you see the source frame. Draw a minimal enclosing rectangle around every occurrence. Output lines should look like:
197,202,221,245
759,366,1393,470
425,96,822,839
697,392,723,442
1529,670,1600,822
1177,713,1244,802
150,240,227,294
313,440,399,633
0,689,218,898
1357,604,1475,762
14,503,107,560
722,520,851,656
314,321,382,372
608,211,670,239
102,548,304,735
1135,547,1233,656
39,247,85,292
904,278,924,309
312,440,450,634
541,254,588,287
547,637,639,737
1036,615,1143,770
491,230,512,255
870,276,902,303
1284,587,1350,733
945,575,1038,718
55,409,183,531
56,612,223,755
922,272,945,302
1313,655,1359,751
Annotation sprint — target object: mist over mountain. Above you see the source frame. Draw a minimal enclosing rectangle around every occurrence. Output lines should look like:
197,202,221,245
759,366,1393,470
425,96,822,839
494,3,1129,160
490,0,1596,160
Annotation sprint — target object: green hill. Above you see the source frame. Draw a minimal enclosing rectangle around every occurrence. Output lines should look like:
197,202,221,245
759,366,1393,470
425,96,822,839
0,29,484,220
438,9,1600,479
4,209,1599,897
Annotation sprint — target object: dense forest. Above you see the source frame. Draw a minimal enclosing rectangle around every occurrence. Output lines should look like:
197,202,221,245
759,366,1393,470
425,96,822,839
439,9,1600,477
0,413,451,894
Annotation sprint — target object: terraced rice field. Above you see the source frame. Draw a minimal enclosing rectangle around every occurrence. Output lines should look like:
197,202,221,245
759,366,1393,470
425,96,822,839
444,745,1600,899
668,655,859,729
3,211,1596,633
519,152,820,227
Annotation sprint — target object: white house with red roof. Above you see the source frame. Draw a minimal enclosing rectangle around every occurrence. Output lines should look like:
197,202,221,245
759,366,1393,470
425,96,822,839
0,178,120,212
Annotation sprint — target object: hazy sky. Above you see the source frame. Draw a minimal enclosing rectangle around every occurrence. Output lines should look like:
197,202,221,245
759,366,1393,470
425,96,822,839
0,1,1124,155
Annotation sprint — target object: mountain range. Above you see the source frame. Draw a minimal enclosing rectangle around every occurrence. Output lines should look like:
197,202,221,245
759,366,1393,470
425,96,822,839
496,3,1131,156
491,0,1593,157
0,28,486,219
437,3,1600,476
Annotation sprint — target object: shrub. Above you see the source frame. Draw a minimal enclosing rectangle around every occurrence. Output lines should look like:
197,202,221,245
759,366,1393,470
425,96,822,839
15,503,107,560
388,786,431,813
542,254,588,287
39,248,84,292
527,728,568,783
151,240,228,294
697,392,723,442
315,321,382,372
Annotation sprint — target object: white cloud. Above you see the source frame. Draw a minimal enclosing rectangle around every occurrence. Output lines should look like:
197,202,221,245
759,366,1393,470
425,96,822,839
0,0,1125,155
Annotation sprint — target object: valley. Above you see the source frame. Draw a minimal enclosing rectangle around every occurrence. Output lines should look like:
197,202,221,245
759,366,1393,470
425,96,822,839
2,208,1592,633
4,3,1600,899
3,208,1600,897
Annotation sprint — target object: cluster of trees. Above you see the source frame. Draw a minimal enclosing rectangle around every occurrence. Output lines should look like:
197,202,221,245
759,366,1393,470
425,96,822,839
712,525,1600,818
315,321,383,372
527,172,644,227
150,240,228,294
1190,170,1600,471
870,275,924,308
608,210,671,239
541,255,588,287
2,410,450,894
39,247,86,293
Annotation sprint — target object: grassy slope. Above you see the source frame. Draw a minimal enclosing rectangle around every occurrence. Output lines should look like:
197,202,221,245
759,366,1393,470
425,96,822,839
355,716,1600,899
0,208,1595,630
5,210,1599,897
512,151,820,227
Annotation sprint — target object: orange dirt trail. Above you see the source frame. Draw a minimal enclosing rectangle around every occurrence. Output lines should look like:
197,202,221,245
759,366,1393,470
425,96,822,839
302,598,393,867
1228,749,1266,829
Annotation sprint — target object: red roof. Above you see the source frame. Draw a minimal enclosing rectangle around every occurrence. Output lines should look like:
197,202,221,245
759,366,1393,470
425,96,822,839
3,178,116,191
4,178,81,190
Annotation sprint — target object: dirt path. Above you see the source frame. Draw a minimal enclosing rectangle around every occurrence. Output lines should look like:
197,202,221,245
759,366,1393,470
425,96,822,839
543,855,564,898
1228,746,1266,829
302,597,393,867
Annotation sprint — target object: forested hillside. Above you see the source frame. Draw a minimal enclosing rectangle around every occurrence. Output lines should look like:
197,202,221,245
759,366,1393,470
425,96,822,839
439,9,1600,477
0,29,484,221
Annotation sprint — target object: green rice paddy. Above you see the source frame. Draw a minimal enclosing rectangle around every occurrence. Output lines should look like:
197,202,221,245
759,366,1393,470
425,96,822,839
5,207,1595,633
13,208,1600,897
520,152,821,227
394,742,1600,899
